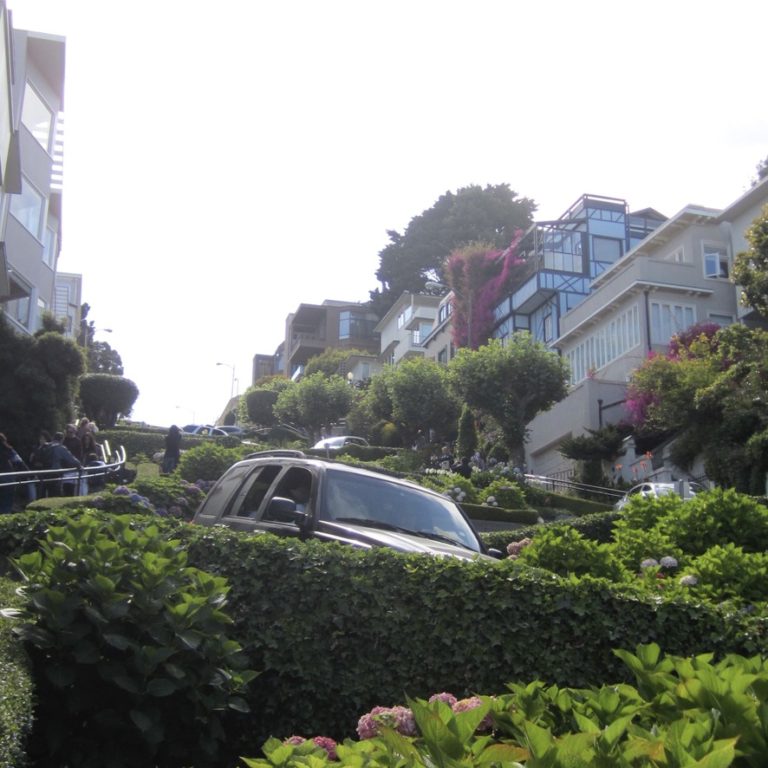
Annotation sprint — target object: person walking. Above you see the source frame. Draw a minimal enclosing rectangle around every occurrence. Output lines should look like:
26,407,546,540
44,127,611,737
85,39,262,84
162,425,182,474
0,433,26,513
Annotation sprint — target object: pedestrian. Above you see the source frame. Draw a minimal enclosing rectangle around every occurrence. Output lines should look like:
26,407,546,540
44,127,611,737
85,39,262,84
29,430,53,498
63,424,83,463
0,432,26,513
451,456,473,479
162,425,182,474
48,431,82,497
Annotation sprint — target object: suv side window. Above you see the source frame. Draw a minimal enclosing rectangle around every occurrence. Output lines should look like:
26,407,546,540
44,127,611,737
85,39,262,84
233,465,282,518
264,467,314,520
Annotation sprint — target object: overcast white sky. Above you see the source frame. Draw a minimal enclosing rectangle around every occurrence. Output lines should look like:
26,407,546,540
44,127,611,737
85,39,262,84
8,0,768,428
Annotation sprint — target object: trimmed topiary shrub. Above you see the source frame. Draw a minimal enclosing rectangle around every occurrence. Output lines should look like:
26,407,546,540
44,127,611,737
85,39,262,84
177,442,245,483
478,479,528,510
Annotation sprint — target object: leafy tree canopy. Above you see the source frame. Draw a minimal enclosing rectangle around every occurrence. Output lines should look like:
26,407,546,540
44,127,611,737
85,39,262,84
0,313,85,451
626,323,768,492
304,348,369,379
448,334,570,464
77,302,124,374
273,373,353,442
370,184,535,317
733,204,768,317
79,373,139,428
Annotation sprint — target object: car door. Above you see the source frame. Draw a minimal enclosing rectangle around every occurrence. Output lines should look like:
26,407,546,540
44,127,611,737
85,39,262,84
225,464,316,537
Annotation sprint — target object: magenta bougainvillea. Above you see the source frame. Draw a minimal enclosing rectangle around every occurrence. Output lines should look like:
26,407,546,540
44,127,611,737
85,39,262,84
446,230,525,349
667,321,721,359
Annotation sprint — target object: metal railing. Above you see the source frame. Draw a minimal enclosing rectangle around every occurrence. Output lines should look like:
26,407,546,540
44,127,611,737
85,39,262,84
0,445,127,500
524,473,625,504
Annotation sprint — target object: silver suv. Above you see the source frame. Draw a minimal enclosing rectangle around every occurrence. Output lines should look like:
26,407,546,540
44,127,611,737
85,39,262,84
193,451,499,561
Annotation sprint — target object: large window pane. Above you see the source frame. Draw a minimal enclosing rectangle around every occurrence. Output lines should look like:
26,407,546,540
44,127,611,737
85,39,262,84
22,82,53,152
9,177,43,238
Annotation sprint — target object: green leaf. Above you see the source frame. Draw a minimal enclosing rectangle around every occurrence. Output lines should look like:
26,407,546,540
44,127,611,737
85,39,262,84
130,708,154,734
146,678,177,697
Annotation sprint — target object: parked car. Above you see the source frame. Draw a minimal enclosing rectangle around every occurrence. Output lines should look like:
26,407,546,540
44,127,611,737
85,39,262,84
312,435,369,451
614,481,705,510
215,425,245,435
185,425,230,437
193,451,499,561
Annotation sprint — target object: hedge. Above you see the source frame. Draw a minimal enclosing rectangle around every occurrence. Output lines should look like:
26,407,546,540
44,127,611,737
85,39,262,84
2,510,766,760
0,577,33,768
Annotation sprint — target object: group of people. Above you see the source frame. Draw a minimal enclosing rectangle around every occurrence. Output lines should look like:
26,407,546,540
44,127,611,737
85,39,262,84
0,418,105,513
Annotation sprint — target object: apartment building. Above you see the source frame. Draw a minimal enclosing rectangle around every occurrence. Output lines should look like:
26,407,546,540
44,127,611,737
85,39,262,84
525,177,768,479
283,299,379,380
374,290,442,366
0,7,68,335
490,195,667,347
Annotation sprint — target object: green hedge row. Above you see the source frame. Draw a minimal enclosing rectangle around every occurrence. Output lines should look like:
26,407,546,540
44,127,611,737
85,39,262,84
3,510,765,759
480,509,621,552
98,428,242,461
0,577,33,768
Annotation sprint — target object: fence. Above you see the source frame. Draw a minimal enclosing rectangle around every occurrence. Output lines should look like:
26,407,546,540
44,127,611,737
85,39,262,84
0,445,127,502
524,473,626,504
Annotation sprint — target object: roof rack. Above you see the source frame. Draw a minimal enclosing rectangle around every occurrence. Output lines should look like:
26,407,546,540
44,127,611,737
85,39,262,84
245,449,307,460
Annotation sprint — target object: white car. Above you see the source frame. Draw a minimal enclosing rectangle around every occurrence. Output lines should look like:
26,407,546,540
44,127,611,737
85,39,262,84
312,435,369,451
614,481,704,510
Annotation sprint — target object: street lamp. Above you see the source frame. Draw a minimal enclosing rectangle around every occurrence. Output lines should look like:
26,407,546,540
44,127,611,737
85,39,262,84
216,362,236,399
175,405,196,424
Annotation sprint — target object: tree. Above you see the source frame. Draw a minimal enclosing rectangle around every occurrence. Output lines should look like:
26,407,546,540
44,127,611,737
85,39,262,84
445,231,525,349
386,357,459,447
733,204,768,317
448,334,570,465
0,314,85,452
242,388,279,427
77,302,123,374
303,348,368,378
626,323,768,492
455,404,478,460
273,373,353,442
79,373,139,428
370,184,536,317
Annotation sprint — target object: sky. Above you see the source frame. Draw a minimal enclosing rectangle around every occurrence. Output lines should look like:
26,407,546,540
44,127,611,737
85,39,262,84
8,0,768,428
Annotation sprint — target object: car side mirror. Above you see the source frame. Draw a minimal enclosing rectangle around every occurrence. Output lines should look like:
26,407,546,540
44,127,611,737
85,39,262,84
266,496,308,525
487,548,504,560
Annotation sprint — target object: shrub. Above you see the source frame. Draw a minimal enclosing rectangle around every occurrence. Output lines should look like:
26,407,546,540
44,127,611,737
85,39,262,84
478,479,528,510
4,512,255,768
131,475,207,520
688,544,768,605
609,526,684,573
418,470,478,504
177,442,245,483
517,525,626,580
660,488,768,555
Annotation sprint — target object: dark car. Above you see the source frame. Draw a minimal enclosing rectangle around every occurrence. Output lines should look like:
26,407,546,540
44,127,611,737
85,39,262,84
193,451,499,561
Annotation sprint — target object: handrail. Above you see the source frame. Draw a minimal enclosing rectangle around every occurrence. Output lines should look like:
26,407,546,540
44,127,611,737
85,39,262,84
0,445,127,494
524,473,625,503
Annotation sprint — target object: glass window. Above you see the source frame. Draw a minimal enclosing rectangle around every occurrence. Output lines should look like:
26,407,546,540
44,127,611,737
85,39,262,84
651,302,695,344
42,227,57,268
703,244,729,279
21,82,54,152
708,314,732,327
9,177,44,238
592,236,622,263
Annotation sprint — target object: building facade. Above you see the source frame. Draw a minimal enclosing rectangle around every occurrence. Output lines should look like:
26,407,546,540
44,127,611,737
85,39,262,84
490,195,667,347
525,178,768,480
284,299,379,380
374,291,442,366
0,10,68,335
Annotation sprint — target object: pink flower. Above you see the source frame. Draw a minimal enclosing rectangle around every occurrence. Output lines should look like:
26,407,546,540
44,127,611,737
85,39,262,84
453,697,493,732
429,692,458,707
506,538,532,559
357,705,416,739
284,735,305,745
312,736,338,760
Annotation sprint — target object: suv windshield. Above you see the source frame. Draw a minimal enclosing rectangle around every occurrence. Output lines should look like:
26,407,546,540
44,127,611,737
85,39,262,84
319,467,481,552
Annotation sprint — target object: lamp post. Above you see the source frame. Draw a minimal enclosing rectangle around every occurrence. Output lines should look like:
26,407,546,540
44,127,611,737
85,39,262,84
216,362,236,400
175,405,196,424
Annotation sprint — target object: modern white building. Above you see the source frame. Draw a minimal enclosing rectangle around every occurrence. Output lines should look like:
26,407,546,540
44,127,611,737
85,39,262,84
525,177,768,481
0,5,72,335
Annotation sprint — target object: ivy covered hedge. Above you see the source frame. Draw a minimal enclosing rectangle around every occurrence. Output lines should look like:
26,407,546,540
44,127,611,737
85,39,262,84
178,525,767,753
0,577,33,768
